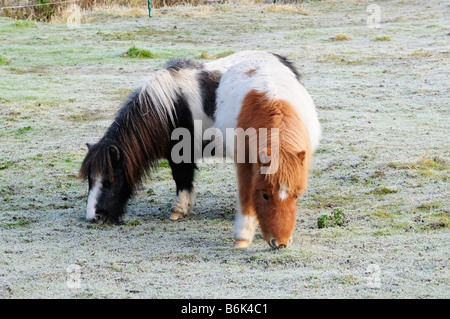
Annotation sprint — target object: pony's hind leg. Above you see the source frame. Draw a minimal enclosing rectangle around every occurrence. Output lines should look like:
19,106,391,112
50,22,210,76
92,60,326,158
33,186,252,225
168,160,197,221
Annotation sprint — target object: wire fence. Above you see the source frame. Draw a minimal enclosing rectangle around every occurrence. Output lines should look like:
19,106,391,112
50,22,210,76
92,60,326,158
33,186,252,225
1,0,79,9
0,0,147,20
0,0,205,11
1,0,78,21
1,0,302,21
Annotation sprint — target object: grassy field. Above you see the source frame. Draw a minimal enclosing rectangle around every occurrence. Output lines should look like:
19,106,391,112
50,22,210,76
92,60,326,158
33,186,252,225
0,1,449,298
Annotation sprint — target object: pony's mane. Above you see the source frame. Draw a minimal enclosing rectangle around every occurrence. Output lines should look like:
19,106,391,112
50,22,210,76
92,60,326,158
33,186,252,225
79,64,188,190
239,90,311,193
79,140,116,183
270,53,301,81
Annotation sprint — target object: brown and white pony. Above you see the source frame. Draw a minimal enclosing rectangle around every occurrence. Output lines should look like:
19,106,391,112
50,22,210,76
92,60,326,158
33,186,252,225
214,58,321,249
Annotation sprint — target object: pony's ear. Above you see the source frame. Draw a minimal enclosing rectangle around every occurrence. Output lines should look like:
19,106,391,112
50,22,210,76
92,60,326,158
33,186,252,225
109,145,120,162
298,150,306,166
86,143,94,150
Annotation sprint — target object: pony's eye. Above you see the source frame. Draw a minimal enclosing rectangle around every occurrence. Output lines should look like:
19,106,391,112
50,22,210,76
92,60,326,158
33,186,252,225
262,193,269,200
295,194,300,200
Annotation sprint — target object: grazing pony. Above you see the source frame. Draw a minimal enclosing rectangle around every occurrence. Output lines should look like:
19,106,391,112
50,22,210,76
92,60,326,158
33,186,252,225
79,51,286,223
214,58,321,249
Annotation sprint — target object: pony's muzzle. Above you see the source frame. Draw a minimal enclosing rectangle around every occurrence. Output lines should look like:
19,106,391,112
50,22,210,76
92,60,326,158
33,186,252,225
269,237,292,249
87,213,104,223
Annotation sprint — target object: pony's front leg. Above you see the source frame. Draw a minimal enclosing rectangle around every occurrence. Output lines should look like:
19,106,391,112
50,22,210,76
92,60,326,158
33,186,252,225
234,162,257,248
168,161,197,221
170,187,196,221
234,200,257,248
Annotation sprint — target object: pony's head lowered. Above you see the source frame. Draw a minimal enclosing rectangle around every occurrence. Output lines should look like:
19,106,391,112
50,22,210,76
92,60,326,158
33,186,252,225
79,86,170,223
254,146,310,249
79,141,132,223
238,91,312,249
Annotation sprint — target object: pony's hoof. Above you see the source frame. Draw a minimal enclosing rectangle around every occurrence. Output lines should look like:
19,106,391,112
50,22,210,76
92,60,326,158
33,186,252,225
170,212,182,221
234,240,250,248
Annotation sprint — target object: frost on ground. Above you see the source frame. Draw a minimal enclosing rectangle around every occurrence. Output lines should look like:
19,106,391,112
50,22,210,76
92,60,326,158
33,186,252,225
0,1,449,298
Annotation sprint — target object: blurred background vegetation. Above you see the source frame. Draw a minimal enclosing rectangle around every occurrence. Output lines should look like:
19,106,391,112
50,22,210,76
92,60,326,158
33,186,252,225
1,0,310,22
1,0,219,21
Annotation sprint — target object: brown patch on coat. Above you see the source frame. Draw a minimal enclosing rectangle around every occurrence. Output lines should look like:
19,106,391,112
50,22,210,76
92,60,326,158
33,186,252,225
244,68,258,77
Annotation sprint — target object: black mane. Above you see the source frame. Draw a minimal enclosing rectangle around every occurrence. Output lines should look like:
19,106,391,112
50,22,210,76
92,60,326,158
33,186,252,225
270,53,301,80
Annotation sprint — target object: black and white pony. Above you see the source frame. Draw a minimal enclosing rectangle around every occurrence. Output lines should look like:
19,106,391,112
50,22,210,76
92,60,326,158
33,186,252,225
79,51,299,223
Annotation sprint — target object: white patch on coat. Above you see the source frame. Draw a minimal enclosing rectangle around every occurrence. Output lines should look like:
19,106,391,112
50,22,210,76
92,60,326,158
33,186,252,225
234,200,258,243
174,69,214,162
172,188,196,217
139,69,181,127
204,50,279,73
279,184,289,201
86,177,102,221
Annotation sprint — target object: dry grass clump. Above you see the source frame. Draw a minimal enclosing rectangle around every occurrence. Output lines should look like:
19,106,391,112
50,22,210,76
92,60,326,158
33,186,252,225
332,34,352,41
0,0,206,22
200,50,235,60
374,36,391,42
409,49,434,58
261,4,310,15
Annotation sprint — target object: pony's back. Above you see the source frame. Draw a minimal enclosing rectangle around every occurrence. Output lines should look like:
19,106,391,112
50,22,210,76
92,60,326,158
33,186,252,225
214,58,321,158
204,50,280,73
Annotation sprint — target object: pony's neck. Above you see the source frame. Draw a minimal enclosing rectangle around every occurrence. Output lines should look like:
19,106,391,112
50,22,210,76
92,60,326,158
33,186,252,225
107,90,171,191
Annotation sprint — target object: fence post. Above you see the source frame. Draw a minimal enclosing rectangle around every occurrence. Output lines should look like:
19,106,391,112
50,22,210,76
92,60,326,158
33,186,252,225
148,0,152,17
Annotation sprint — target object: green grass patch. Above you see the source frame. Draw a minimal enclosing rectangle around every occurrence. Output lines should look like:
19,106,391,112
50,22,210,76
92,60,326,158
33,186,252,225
123,46,156,59
0,217,32,229
15,126,33,136
317,214,330,228
317,208,347,229
371,187,398,195
16,126,33,137
158,160,170,169
0,159,15,170
12,20,37,28
374,36,391,41
0,54,10,66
